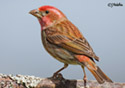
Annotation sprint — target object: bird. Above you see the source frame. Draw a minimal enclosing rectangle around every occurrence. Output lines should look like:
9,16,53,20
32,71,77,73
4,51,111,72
29,5,113,86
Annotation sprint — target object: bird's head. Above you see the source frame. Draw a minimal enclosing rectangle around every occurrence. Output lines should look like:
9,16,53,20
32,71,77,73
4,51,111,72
29,5,66,30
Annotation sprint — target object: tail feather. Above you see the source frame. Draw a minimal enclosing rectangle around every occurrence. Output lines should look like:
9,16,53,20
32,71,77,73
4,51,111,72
87,66,113,84
96,66,113,82
88,67,104,84
75,55,113,84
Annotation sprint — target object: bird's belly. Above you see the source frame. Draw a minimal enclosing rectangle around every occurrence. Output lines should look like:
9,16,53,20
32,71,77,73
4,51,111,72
45,43,78,65
41,32,78,65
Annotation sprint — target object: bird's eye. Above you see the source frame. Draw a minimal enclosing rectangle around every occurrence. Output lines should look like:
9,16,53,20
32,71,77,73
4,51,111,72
45,10,49,14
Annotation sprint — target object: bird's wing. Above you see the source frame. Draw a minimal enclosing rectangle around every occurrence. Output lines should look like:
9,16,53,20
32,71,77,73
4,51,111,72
44,20,99,61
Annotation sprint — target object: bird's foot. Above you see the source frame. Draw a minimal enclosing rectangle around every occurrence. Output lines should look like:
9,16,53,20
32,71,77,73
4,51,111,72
84,77,87,88
49,73,64,80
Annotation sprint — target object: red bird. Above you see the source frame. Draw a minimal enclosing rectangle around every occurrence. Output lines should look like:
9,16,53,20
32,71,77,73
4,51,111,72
29,5,113,85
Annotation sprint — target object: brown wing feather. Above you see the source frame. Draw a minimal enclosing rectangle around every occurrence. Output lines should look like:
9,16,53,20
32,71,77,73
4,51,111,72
44,20,99,61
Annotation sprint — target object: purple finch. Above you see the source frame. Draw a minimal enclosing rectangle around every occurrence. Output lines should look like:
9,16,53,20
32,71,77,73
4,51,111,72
29,5,113,85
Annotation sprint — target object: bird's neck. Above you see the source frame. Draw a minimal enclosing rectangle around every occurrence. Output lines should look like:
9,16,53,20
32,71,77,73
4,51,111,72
38,19,45,31
40,17,67,30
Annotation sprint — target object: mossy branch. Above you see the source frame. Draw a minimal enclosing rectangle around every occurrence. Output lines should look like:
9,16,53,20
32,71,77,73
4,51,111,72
0,73,124,88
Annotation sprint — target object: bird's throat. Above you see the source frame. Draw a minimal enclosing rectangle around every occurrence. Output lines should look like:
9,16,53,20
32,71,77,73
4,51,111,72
38,19,45,31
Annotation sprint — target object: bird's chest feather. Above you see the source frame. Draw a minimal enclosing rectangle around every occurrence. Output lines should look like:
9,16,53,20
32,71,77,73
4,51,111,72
41,31,78,65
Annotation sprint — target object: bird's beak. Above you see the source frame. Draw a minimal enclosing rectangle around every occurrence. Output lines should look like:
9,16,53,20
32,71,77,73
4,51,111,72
29,9,42,18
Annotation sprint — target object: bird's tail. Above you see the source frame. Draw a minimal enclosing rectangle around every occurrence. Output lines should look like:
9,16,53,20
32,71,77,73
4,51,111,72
75,55,113,84
87,66,113,84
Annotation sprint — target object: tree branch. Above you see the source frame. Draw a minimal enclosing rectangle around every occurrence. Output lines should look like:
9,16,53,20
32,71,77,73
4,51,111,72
0,73,124,88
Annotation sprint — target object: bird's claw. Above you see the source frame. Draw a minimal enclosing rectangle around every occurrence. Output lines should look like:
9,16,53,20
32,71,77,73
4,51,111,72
51,73,64,80
84,77,87,88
